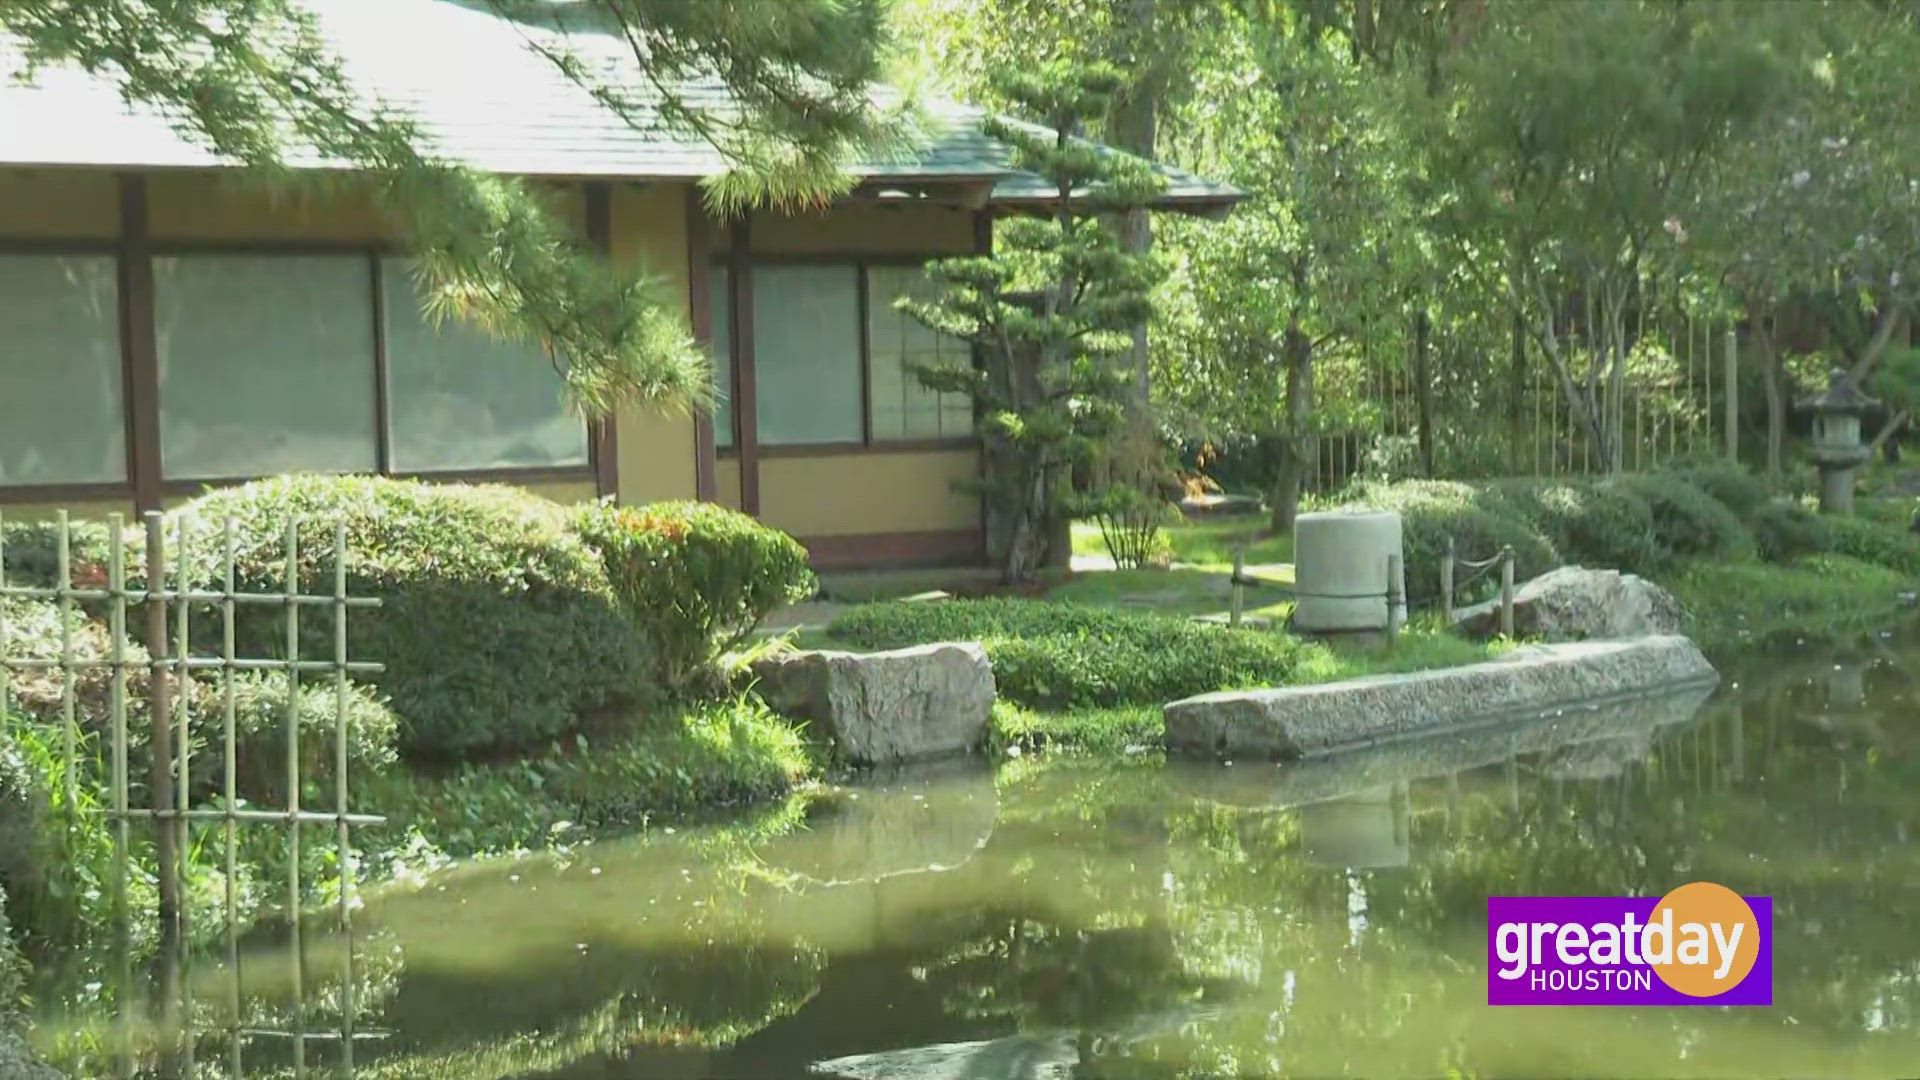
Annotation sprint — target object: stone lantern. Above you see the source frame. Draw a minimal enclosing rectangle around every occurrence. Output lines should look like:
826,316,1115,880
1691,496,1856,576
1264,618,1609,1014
1803,369,1877,515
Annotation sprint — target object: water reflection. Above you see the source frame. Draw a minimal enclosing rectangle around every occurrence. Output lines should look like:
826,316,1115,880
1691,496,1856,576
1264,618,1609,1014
37,637,1920,1078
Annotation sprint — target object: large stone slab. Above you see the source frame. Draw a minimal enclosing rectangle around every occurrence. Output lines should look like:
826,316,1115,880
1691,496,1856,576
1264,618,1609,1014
1453,565,1684,640
1163,636,1717,760
1164,679,1714,807
752,643,995,765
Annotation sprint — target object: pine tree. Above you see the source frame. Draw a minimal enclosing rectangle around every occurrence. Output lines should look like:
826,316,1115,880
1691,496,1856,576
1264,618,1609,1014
0,0,901,416
900,60,1163,583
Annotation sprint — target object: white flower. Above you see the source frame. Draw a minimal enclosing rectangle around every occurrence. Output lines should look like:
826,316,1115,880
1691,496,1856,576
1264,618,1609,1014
1792,170,1813,187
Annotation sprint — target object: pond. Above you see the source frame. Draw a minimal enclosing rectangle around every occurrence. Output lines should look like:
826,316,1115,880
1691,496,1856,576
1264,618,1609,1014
41,635,1920,1078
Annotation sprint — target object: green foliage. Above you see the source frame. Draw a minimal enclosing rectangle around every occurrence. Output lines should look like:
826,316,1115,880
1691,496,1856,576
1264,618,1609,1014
987,701,1162,755
1336,480,1557,601
572,501,815,691
902,59,1163,582
1608,474,1755,561
1825,515,1920,576
369,695,811,856
1749,500,1834,563
827,598,1301,710
168,476,651,758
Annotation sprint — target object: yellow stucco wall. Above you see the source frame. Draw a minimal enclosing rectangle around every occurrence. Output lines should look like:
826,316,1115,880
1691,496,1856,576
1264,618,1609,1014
520,478,601,505
0,169,119,239
610,182,699,505
757,449,980,538
715,460,743,510
148,173,397,243
750,203,975,256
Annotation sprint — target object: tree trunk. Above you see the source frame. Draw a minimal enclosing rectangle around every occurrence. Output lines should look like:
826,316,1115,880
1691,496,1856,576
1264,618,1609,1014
1269,320,1315,534
1507,310,1527,472
1755,316,1786,479
1413,309,1436,475
1109,0,1158,404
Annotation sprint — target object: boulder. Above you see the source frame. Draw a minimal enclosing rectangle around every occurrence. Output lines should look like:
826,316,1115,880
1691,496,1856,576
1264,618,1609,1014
1163,636,1717,759
751,643,995,765
1452,565,1683,640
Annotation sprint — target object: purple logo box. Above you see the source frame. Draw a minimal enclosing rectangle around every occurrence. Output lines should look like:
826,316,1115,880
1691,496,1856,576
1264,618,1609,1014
1487,896,1772,1006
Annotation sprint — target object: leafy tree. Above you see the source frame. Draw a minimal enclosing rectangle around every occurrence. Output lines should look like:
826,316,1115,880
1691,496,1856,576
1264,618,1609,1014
1153,4,1416,530
0,0,901,415
901,61,1163,583
1688,0,1920,474
1423,0,1788,473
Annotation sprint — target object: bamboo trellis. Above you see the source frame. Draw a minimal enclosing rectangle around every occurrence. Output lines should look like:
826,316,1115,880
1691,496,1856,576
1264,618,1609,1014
0,510,385,1078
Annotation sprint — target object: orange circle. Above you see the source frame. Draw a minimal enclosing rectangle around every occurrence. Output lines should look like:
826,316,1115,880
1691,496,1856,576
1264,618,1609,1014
1648,881,1760,997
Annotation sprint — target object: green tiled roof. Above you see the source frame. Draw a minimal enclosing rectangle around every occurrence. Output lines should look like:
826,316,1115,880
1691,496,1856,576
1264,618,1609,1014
0,0,1239,212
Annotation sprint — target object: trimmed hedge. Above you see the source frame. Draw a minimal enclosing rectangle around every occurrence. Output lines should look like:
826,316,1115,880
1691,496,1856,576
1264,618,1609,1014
0,518,116,591
827,598,1303,711
573,501,815,691
1608,474,1755,561
1494,480,1663,572
168,476,651,758
1665,462,1771,518
1338,480,1557,600
1749,500,1833,563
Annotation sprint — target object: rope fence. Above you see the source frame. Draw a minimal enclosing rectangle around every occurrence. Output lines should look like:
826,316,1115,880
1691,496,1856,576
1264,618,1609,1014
1225,534,1517,639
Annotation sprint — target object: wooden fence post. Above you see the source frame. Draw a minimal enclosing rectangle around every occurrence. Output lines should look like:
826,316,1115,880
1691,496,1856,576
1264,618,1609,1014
1229,548,1245,629
1725,328,1739,463
1499,545,1516,639
1440,534,1455,627
1385,552,1403,645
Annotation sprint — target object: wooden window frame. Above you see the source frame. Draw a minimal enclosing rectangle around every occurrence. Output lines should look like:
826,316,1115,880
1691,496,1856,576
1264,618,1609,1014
0,179,601,507
712,252,981,461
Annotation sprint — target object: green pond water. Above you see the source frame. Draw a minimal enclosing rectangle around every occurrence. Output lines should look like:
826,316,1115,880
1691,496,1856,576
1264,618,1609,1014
45,639,1920,1078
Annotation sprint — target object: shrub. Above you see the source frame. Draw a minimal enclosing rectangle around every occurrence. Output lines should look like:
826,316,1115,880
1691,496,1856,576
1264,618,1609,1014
1664,462,1772,517
1607,474,1755,561
1338,480,1557,601
1494,480,1663,574
1749,500,1833,563
0,518,116,591
167,476,651,758
1825,515,1920,575
572,502,814,691
827,598,1303,710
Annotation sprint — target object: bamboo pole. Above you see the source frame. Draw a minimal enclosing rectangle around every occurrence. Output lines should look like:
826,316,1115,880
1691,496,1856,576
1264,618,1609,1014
106,514,133,1079
284,520,306,1077
57,511,75,810
223,515,242,1080
333,520,358,1073
145,512,182,992
172,514,195,1074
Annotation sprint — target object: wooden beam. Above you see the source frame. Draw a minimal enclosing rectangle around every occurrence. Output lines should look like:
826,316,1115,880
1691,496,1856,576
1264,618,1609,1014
117,173,161,514
730,217,760,516
685,185,718,502
583,182,619,500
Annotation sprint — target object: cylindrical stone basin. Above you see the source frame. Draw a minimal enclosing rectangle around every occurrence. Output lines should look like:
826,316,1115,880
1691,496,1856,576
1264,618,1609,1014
1300,785,1410,869
1293,509,1405,632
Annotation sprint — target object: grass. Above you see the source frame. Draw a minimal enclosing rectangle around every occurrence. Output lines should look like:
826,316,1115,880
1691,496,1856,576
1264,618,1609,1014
1045,566,1293,620
1071,515,1292,567
1668,553,1916,654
